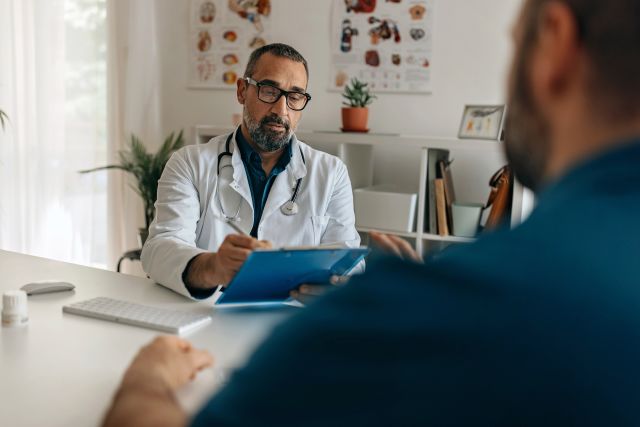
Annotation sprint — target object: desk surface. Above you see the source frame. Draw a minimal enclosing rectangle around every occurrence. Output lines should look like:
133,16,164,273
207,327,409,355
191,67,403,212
0,250,296,427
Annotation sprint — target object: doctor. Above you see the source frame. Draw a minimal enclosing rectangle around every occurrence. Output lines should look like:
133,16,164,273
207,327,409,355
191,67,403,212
141,43,361,299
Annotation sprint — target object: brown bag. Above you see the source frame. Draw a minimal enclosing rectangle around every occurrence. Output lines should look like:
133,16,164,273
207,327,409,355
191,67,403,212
484,165,513,230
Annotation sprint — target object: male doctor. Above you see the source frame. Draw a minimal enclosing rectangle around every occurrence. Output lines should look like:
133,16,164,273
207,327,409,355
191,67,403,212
141,43,361,299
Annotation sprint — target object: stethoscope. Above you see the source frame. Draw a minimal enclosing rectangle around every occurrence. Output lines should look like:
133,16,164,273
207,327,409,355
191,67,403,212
216,132,305,222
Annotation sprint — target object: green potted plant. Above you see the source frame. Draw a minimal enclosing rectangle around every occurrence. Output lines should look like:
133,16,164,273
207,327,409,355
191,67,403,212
341,77,376,132
0,109,8,130
80,130,185,245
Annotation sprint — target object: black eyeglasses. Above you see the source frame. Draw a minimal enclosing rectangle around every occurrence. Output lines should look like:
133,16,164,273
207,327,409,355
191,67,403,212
244,77,311,111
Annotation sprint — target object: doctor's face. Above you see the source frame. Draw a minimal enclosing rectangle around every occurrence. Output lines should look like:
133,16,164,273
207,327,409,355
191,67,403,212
238,53,308,152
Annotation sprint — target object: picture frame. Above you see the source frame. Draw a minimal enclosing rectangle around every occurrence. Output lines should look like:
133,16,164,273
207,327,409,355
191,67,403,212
458,104,506,140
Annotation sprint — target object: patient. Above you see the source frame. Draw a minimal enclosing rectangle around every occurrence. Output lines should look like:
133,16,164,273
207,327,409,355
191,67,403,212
104,0,640,425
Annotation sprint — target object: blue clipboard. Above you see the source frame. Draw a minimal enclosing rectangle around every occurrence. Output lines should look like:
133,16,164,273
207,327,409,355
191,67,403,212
216,247,369,305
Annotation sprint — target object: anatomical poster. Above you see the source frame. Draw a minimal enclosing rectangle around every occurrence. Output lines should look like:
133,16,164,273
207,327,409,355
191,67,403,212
330,0,434,93
189,0,272,89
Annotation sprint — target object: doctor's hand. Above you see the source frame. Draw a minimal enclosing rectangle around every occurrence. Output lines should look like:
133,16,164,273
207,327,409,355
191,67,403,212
186,235,272,289
290,275,350,306
214,234,272,285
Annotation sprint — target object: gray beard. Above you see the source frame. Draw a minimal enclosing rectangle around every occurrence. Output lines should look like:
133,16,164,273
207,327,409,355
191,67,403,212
244,110,292,152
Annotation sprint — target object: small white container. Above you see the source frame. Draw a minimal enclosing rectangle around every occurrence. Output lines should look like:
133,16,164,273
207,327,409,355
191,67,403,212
354,185,418,233
451,202,484,237
2,290,29,327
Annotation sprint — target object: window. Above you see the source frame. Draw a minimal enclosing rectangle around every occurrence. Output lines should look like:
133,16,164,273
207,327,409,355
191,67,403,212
0,0,108,268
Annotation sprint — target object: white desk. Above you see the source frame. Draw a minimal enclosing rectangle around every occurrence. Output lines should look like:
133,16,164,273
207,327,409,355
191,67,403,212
0,250,296,427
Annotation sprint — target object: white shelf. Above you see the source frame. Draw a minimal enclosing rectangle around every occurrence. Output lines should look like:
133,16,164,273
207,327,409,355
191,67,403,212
298,130,502,152
194,125,503,152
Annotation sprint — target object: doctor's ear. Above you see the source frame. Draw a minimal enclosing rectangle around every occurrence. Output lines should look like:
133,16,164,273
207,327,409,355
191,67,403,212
236,78,247,104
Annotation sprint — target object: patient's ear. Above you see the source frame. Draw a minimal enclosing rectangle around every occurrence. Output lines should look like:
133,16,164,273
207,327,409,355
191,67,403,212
530,2,582,103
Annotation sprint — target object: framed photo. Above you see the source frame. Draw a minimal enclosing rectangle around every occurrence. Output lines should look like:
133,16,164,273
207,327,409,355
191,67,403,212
458,105,506,140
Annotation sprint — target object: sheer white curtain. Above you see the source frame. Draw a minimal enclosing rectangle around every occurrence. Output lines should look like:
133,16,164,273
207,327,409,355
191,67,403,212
0,0,108,267
107,0,162,273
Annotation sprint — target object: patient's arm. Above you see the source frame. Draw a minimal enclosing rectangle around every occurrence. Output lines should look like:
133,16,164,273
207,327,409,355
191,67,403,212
103,336,213,427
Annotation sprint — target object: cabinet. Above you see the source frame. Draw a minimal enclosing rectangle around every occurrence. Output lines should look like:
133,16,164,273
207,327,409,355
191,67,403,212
195,126,533,255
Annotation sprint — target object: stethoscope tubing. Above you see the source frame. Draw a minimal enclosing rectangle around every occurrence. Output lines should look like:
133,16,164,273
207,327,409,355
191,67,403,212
217,131,304,220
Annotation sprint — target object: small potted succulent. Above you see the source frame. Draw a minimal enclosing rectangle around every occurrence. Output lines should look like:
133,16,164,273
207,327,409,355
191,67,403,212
341,77,376,132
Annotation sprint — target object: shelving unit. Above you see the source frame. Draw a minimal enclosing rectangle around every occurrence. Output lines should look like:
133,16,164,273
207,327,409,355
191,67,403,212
195,125,531,255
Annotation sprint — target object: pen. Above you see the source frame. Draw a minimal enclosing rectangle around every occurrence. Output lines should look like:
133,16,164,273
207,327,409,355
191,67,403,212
225,219,249,236
213,214,248,236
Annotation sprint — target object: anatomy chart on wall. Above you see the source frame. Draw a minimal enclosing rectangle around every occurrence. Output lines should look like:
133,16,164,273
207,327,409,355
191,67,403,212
189,0,272,89
330,0,434,93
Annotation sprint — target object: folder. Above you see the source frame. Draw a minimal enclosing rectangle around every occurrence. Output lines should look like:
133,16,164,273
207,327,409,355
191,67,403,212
216,247,369,305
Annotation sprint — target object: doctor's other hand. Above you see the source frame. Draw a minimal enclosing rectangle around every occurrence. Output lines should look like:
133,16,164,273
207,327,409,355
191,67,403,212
186,235,272,288
119,336,213,393
369,231,423,263
290,275,350,305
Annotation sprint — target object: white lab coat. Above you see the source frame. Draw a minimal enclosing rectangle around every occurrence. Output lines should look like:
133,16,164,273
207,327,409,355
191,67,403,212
141,130,362,298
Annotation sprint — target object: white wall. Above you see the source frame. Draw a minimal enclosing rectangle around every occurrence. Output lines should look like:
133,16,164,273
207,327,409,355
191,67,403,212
156,0,521,139
153,0,521,207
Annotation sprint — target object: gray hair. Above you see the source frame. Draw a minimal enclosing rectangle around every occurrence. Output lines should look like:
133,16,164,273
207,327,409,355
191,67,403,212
243,43,309,80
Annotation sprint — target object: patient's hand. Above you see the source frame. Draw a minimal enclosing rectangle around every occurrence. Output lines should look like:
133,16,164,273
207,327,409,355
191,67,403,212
103,336,213,427
369,231,423,263
121,336,213,393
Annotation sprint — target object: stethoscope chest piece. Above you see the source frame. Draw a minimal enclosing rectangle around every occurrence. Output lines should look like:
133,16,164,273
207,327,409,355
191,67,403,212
280,200,299,216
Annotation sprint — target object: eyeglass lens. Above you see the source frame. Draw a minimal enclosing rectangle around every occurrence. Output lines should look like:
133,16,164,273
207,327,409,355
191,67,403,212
257,84,309,111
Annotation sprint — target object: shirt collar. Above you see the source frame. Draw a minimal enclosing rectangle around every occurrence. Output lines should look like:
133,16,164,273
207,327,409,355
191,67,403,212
235,127,293,175
535,137,640,209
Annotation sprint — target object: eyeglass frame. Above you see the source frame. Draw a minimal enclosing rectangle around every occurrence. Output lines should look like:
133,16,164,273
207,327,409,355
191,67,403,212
243,77,312,111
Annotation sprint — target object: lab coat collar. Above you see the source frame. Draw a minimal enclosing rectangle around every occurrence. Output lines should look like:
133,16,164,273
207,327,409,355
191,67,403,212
229,128,253,209
288,133,307,182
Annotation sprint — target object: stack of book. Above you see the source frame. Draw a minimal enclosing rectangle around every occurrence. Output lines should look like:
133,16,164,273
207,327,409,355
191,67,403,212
424,149,514,237
424,149,455,236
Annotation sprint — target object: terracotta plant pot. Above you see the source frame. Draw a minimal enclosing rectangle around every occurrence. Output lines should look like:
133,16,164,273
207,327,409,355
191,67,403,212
341,107,369,132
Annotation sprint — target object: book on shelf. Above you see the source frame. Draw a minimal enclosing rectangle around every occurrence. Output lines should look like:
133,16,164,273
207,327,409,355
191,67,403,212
424,148,450,234
434,178,449,236
438,159,455,233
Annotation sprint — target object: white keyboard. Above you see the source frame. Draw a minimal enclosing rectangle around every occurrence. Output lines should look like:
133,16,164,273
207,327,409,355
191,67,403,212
63,297,212,335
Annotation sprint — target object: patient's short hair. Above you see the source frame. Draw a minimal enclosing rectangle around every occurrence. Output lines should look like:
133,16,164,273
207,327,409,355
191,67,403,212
523,0,640,119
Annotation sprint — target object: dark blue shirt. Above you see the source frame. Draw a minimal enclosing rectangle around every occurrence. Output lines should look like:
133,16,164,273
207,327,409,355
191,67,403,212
192,139,640,426
235,129,292,238
183,131,292,298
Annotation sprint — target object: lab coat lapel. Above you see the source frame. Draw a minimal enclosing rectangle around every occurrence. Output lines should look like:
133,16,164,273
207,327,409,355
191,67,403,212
261,135,307,222
229,136,253,207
